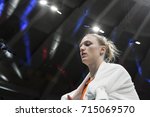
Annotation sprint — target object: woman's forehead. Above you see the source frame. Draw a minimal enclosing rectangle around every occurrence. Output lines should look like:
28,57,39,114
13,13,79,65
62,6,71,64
81,35,97,42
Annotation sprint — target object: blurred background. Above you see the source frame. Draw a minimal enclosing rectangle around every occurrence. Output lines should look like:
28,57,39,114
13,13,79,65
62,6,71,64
0,0,150,99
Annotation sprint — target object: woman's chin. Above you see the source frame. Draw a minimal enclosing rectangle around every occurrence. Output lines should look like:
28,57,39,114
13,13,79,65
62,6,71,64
82,59,89,65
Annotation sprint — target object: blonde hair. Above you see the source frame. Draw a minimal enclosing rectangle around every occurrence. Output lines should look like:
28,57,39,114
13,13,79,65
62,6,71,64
85,34,120,63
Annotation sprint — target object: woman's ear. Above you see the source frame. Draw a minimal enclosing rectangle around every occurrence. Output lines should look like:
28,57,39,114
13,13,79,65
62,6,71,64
100,46,106,55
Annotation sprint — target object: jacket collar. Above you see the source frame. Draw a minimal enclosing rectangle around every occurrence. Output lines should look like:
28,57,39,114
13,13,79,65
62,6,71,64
76,61,107,93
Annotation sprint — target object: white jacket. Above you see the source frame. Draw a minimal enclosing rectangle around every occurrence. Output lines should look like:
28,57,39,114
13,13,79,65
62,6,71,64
61,62,139,100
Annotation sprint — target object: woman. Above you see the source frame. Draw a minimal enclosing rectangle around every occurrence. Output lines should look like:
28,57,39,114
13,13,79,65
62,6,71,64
61,34,139,100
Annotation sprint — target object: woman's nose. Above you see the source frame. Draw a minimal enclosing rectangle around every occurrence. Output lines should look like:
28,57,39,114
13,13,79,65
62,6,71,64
80,45,85,51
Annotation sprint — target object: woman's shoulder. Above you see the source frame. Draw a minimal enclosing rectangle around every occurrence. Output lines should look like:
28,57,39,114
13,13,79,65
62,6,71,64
105,62,125,71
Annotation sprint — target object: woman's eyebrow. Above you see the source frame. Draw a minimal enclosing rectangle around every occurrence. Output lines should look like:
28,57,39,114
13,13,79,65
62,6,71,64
79,40,90,47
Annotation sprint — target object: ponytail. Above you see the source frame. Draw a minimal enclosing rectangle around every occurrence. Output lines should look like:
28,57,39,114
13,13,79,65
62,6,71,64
105,40,120,62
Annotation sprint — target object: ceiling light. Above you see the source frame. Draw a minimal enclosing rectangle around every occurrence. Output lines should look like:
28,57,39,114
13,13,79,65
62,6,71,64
39,0,48,5
12,63,22,79
92,26,104,33
50,5,58,11
4,50,13,58
135,41,141,45
92,26,99,32
0,86,16,92
0,74,9,81
57,10,62,15
99,29,104,33
50,5,62,14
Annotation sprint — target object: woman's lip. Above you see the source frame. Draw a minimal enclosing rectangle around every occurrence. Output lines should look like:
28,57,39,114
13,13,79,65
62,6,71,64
81,53,87,58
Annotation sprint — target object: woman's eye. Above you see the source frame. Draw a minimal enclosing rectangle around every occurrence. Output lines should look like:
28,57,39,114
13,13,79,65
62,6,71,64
85,42,92,46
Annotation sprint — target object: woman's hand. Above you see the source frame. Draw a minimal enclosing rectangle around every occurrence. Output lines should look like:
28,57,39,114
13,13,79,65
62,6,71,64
67,95,73,100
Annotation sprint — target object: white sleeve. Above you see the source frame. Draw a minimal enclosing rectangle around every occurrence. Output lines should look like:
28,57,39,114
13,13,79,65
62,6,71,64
95,87,109,100
95,65,139,100
107,66,139,100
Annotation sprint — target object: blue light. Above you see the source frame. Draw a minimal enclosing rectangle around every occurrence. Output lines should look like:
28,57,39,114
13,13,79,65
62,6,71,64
83,25,90,28
20,0,37,31
23,33,31,65
135,58,142,76
0,0,4,16
20,0,37,19
129,38,143,77
20,20,28,31
145,78,150,83
19,0,37,65
128,39,134,47
111,27,117,42
73,9,89,35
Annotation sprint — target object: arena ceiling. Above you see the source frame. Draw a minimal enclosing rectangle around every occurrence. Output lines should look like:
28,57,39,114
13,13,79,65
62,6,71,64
0,0,150,99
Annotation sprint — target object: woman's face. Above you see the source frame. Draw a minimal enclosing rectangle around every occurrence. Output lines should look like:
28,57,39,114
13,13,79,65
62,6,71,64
79,35,105,65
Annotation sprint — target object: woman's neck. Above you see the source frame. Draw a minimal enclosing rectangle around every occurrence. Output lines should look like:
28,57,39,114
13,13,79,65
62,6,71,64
88,60,103,77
